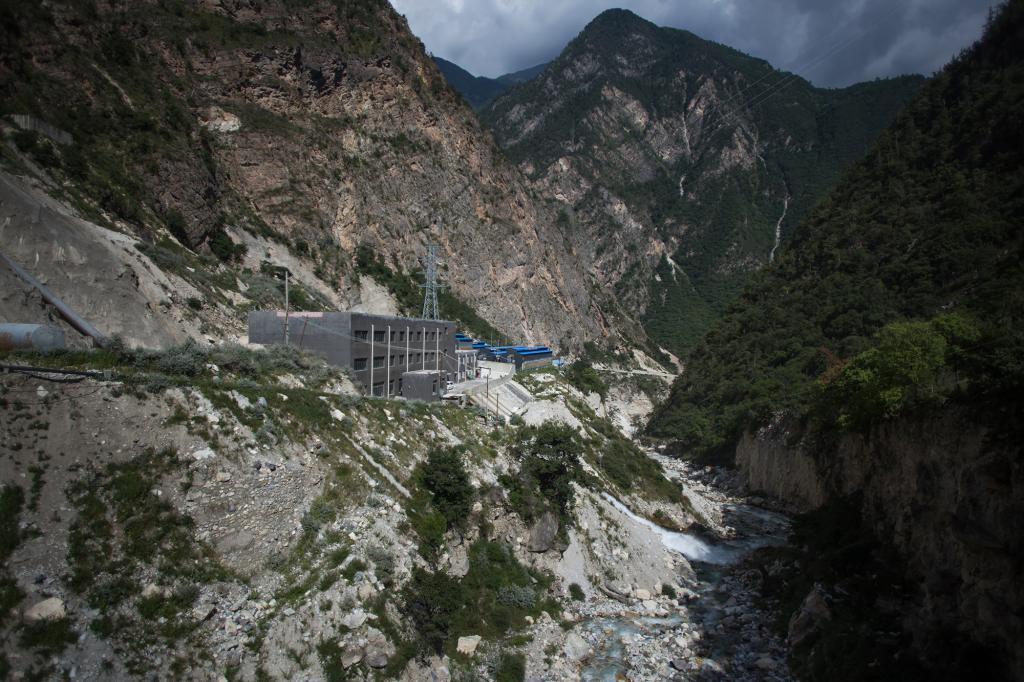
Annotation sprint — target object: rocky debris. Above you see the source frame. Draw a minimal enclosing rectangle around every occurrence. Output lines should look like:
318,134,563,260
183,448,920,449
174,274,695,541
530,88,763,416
363,629,390,668
456,635,481,656
528,510,560,552
342,609,368,629
788,584,832,647
342,643,364,668
400,655,451,682
23,597,65,622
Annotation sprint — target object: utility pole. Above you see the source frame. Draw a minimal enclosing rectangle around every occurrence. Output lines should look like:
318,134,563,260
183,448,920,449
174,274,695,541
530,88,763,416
420,242,445,320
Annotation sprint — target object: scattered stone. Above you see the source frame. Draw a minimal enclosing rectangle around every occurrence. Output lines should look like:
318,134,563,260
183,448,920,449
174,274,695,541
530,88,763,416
635,588,652,600
456,635,481,656
192,605,216,622
788,584,831,647
564,632,591,663
755,656,778,671
341,643,364,668
670,658,688,671
192,448,215,461
342,609,367,629
527,511,560,553
256,397,268,409
331,408,346,422
365,648,389,669
357,583,376,602
215,471,232,483
24,597,65,622
141,584,164,599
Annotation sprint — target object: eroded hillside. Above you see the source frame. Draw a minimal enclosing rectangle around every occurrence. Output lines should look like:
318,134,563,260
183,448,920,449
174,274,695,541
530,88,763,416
482,9,923,356
0,0,618,348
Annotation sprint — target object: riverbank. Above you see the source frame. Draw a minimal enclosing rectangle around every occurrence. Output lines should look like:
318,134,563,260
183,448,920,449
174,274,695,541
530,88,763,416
542,453,796,681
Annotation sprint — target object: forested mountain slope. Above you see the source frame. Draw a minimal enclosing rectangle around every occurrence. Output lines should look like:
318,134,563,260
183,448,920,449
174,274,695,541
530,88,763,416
481,9,923,356
433,57,547,110
647,1,1024,454
0,0,611,348
649,2,1024,677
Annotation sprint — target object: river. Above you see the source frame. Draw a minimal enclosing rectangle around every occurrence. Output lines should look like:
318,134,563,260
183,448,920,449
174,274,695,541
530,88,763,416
580,477,793,680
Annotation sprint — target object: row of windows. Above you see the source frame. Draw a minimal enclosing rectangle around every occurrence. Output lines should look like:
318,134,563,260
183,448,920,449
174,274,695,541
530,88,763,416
353,352,437,371
370,380,400,397
352,329,442,343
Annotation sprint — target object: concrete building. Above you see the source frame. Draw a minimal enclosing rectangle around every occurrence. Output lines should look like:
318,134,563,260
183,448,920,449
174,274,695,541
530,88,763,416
248,311,457,397
401,369,442,401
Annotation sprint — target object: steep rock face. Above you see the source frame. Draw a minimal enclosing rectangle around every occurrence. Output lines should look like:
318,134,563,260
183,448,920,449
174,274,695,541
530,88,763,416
0,0,608,347
482,9,922,355
735,411,1023,679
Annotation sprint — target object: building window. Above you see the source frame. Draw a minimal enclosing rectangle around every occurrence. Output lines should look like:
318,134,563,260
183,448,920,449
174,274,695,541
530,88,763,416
389,354,396,366
353,358,367,371
354,330,368,341
372,382,384,397
373,356,385,369
373,331,385,343
398,331,406,342
396,354,405,365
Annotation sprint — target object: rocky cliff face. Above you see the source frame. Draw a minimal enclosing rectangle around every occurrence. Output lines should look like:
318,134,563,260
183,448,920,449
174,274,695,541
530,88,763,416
481,9,922,355
0,0,610,348
736,411,1023,679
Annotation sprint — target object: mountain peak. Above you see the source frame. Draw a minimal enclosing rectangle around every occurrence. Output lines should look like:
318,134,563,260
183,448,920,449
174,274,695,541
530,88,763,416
582,8,659,36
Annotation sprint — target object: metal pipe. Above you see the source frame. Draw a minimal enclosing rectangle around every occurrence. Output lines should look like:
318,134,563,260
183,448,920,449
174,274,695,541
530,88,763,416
1,251,109,347
0,324,65,352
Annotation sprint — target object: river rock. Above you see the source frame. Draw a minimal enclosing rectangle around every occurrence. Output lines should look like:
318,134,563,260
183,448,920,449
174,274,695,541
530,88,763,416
788,584,831,647
456,635,481,656
635,588,652,600
564,632,591,663
528,511,559,552
24,597,65,622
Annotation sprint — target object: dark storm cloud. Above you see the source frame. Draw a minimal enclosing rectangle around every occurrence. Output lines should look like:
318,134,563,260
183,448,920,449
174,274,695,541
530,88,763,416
389,0,997,87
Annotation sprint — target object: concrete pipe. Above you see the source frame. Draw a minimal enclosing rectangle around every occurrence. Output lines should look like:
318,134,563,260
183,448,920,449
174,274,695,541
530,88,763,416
0,324,66,352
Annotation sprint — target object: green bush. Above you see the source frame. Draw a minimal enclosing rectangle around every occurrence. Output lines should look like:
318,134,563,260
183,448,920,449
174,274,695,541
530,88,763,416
821,313,981,430
420,448,474,529
496,653,526,682
402,540,554,656
598,439,681,502
568,583,585,601
564,360,607,398
503,423,582,526
408,447,475,559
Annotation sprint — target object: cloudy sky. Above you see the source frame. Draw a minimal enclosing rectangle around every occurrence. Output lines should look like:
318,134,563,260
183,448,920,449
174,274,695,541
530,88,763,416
389,0,997,87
